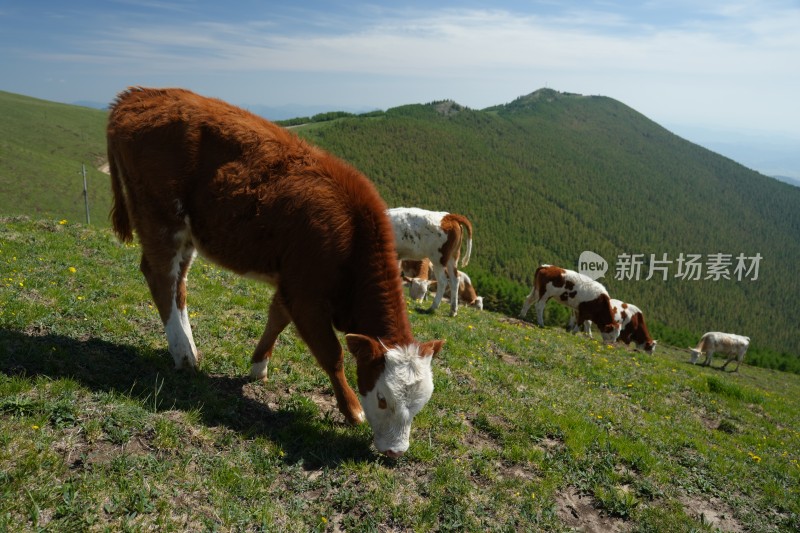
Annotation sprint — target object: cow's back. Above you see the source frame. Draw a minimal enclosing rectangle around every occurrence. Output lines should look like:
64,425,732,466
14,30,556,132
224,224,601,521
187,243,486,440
107,87,388,288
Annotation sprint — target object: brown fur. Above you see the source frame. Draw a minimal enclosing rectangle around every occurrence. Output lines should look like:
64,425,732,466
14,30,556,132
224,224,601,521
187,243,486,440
107,87,439,424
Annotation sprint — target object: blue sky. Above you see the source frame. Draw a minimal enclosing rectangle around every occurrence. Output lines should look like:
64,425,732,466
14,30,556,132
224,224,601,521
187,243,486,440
2,1,799,177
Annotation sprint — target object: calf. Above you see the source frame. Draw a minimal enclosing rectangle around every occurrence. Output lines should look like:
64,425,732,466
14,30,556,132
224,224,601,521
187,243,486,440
107,87,444,457
388,207,473,316
690,332,750,372
610,298,657,354
519,264,620,343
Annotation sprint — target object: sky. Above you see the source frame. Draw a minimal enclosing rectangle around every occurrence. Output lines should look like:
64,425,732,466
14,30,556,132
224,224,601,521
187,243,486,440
2,0,799,178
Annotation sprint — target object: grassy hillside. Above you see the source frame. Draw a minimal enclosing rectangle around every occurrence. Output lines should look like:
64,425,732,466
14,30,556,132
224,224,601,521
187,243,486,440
1,218,799,531
291,91,800,363
0,91,109,223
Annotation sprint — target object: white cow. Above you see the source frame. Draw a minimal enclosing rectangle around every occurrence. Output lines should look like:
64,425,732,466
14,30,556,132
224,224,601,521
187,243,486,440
388,207,473,316
690,332,750,372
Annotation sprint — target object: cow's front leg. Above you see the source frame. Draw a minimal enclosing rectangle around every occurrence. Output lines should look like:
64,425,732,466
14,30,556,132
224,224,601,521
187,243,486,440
292,309,364,425
250,295,291,381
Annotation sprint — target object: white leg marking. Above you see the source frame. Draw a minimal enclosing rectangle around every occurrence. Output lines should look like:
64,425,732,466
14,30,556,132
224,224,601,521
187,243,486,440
250,360,269,381
535,300,547,327
165,294,198,369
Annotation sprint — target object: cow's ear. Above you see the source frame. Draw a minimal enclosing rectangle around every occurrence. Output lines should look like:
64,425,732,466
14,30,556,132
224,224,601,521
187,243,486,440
419,339,445,358
345,334,383,361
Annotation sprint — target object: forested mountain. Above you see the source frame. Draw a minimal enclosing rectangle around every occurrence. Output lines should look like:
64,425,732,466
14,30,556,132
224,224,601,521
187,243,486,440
1,89,798,367
291,90,800,361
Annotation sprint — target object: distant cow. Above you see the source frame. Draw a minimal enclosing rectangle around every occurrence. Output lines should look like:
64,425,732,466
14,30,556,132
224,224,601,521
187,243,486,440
401,260,483,310
519,264,620,343
690,332,750,372
610,298,656,354
400,259,434,301
388,207,473,316
107,87,444,457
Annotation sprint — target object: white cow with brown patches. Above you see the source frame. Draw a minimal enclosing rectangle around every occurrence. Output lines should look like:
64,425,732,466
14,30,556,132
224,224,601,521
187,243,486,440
388,207,473,316
610,298,657,354
690,332,750,372
519,264,620,343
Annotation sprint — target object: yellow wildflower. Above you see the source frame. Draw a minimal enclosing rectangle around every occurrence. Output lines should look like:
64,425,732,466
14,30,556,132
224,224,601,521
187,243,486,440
58,220,67,225
68,267,76,274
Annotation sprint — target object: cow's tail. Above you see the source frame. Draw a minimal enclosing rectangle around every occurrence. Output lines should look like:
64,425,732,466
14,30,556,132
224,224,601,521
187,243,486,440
108,150,134,243
446,213,473,267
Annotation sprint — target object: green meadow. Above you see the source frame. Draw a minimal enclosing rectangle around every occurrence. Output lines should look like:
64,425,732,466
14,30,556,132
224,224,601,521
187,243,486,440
1,217,798,531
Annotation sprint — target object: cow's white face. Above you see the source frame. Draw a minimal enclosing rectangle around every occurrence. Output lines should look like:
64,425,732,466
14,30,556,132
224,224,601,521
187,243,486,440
408,278,433,301
346,335,444,457
690,349,701,364
361,345,434,457
638,340,657,355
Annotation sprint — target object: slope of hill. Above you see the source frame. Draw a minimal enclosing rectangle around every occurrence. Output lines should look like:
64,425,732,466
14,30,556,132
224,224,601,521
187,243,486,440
1,88,798,367
1,217,799,531
291,90,800,362
0,91,109,223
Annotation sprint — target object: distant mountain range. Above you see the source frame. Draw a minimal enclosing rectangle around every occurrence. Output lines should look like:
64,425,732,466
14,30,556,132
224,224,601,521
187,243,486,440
69,99,799,185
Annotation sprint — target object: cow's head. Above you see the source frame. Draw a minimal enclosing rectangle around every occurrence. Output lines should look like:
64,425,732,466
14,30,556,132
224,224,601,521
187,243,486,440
600,321,621,344
345,334,444,457
689,348,701,364
638,340,657,355
472,295,484,310
407,278,434,302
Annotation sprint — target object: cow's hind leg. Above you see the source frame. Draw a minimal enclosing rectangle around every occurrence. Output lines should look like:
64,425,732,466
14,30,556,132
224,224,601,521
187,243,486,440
250,294,292,381
445,261,459,317
140,230,199,369
427,263,448,313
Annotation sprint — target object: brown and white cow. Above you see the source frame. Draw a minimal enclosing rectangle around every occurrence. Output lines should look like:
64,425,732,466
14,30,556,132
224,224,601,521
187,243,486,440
400,259,481,309
388,207,473,316
519,264,620,343
610,298,656,354
107,87,444,457
420,270,484,310
690,331,750,372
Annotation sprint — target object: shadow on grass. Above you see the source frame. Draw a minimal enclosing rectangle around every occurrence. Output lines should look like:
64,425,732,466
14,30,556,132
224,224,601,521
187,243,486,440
0,328,376,468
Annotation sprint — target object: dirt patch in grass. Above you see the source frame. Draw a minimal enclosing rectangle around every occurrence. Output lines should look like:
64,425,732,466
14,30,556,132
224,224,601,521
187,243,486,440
680,495,744,532
555,487,629,533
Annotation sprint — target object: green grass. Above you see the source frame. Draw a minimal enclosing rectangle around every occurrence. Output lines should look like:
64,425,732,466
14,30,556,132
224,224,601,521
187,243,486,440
2,216,799,531
0,91,110,224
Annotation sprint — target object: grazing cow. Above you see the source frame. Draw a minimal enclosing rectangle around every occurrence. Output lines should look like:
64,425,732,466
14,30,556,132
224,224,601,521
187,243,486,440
400,259,434,302
610,298,657,354
426,270,484,310
400,259,482,309
690,332,750,372
107,87,444,457
388,207,473,316
519,265,620,343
